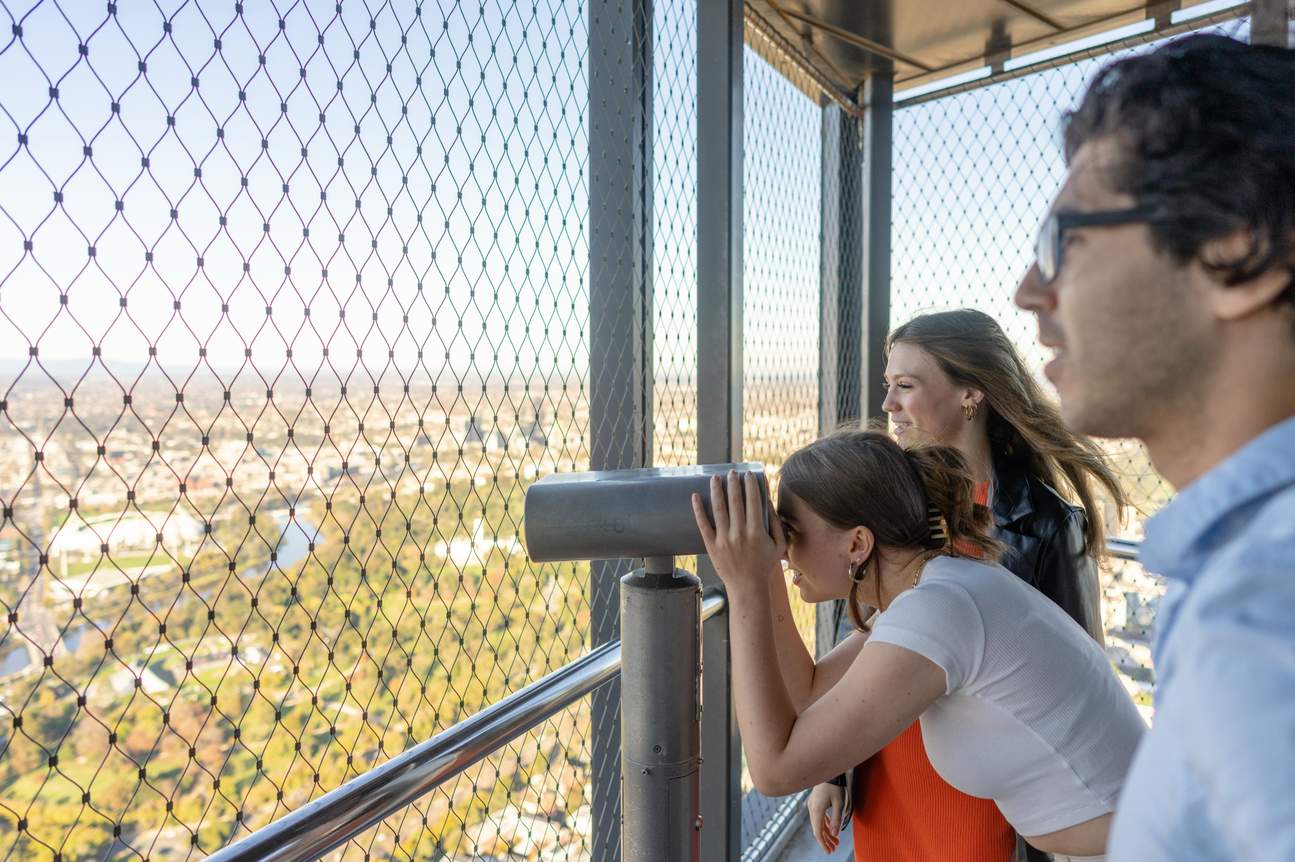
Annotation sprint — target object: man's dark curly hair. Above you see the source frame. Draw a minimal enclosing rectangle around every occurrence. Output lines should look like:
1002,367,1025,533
1063,34,1295,316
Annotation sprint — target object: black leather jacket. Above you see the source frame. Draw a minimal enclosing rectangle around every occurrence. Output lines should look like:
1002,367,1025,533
991,460,1104,644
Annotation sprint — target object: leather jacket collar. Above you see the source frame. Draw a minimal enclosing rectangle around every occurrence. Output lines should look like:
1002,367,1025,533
991,459,1035,528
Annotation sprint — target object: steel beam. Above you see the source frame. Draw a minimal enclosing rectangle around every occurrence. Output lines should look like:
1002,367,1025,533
861,73,894,424
817,103,864,435
696,0,745,858
817,75,893,434
588,1,654,858
818,72,890,427
816,73,892,657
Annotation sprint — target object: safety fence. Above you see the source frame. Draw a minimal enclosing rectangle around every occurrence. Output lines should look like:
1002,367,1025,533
0,1,599,859
0,1,1257,859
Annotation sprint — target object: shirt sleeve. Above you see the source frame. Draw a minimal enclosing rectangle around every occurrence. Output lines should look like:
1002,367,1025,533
1178,549,1295,860
867,579,986,694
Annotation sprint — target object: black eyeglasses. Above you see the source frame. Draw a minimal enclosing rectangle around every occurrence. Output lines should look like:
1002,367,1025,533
1034,206,1158,283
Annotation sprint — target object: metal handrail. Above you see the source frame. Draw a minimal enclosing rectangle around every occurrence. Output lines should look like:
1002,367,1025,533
209,539,1142,862
1106,537,1141,561
207,588,727,862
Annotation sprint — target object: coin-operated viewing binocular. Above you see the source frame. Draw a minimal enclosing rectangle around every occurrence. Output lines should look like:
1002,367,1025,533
523,462,769,564
522,462,767,862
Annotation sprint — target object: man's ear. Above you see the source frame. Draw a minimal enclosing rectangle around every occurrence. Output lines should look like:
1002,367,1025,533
1199,228,1293,322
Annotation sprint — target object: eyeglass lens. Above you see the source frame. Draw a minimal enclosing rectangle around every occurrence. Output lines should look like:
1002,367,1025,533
1036,214,1057,283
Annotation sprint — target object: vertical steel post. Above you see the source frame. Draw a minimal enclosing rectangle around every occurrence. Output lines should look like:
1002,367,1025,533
860,73,894,424
620,556,702,862
816,75,892,655
815,103,863,657
589,1,654,858
696,0,744,858
1252,0,1294,47
817,77,892,432
817,103,864,435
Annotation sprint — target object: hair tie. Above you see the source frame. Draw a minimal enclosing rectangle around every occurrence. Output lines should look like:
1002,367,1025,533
927,504,950,545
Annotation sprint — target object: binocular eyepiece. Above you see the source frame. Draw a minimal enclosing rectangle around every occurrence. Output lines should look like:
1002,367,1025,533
522,462,769,562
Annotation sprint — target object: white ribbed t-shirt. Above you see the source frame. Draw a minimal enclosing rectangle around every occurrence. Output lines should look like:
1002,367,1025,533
868,555,1147,837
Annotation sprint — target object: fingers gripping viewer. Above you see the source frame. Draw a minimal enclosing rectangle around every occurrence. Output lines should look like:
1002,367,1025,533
692,431,1146,860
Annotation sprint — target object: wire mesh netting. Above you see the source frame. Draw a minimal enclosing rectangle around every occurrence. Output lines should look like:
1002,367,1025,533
651,0,697,473
893,10,1251,524
0,0,602,858
648,0,700,605
738,31,823,859
890,10,1252,722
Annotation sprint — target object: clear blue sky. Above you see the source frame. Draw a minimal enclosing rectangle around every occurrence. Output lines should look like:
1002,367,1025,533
0,0,1250,390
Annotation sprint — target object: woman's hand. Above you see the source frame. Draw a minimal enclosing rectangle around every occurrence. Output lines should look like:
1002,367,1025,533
806,781,846,854
691,471,785,592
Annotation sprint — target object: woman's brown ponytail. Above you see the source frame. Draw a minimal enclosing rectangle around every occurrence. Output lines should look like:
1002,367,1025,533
780,429,1001,633
903,444,1002,562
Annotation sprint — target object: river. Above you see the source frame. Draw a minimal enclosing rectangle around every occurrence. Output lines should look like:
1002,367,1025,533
0,514,319,678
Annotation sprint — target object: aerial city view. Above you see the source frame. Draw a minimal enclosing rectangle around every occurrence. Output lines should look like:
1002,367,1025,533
0,362,1165,859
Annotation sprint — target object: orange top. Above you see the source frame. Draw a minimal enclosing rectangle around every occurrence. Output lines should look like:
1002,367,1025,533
851,481,1014,862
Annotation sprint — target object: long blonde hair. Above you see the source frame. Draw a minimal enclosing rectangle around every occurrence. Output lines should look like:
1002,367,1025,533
887,310,1126,553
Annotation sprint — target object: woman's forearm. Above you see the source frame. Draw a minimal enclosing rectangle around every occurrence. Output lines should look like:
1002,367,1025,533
726,585,799,786
766,569,818,710
725,582,946,797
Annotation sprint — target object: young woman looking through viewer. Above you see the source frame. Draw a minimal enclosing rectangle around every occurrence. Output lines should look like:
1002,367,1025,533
691,432,1144,862
808,310,1128,860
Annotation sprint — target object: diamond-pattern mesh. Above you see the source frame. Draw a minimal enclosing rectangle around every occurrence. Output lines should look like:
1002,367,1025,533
738,35,822,859
0,0,599,858
892,13,1252,720
651,0,697,472
894,13,1251,521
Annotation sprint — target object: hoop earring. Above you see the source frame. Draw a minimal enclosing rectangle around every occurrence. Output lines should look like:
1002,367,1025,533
849,559,866,583
963,402,978,422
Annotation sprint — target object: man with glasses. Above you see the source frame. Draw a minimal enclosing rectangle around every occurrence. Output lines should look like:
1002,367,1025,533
1015,34,1295,861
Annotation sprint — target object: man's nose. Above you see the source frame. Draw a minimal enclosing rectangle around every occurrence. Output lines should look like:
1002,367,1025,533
1014,262,1052,313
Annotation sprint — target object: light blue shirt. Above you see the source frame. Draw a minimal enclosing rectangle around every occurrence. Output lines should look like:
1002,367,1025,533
1109,414,1295,861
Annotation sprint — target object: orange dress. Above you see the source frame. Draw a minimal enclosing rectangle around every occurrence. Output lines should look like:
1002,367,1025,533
851,481,1015,862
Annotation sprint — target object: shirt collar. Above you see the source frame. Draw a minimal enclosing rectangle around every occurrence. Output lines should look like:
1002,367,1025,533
1141,414,1295,579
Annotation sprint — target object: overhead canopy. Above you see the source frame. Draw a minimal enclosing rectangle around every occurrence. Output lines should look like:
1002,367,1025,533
745,0,1239,106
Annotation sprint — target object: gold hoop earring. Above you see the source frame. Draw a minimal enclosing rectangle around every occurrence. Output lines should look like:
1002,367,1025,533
963,402,978,422
849,559,866,583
